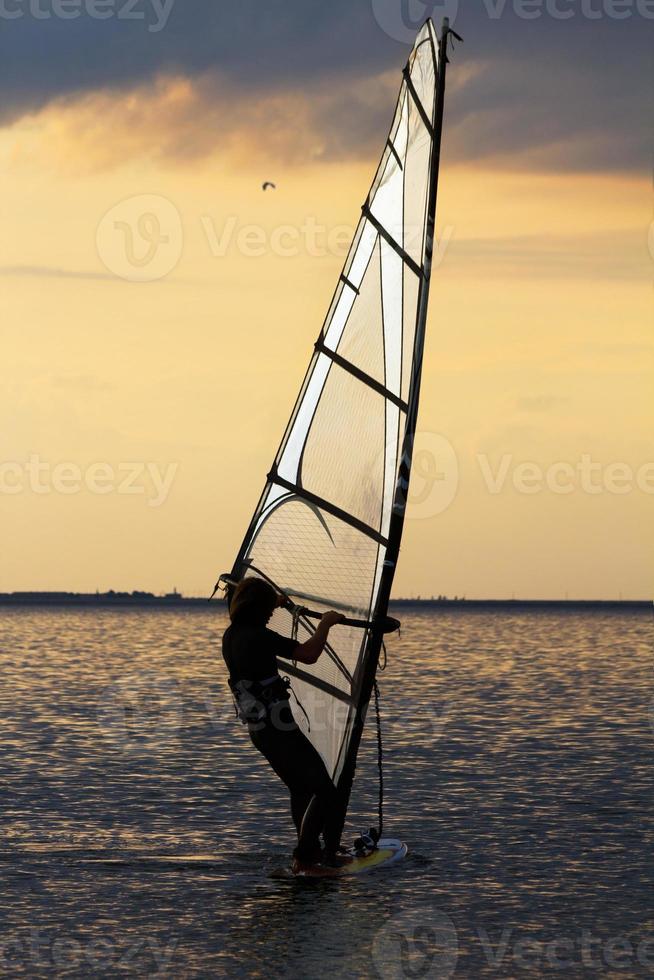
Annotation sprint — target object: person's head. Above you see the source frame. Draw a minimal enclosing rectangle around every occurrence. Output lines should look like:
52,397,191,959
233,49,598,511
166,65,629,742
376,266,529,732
229,577,279,627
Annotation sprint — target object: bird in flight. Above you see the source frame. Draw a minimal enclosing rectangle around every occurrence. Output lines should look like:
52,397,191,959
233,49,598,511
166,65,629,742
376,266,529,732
262,181,276,191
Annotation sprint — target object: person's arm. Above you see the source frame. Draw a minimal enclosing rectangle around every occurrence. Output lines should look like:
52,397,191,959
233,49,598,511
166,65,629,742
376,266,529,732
294,611,344,665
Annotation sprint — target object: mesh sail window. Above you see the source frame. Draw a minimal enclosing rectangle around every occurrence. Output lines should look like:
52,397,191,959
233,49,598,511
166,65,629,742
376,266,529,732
227,21,442,784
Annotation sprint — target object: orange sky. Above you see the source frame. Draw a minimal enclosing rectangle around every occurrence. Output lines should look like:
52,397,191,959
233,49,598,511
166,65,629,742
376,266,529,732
1,78,652,599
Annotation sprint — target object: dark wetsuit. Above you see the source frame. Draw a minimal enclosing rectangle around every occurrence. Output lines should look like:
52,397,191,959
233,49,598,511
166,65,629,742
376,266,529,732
222,622,340,859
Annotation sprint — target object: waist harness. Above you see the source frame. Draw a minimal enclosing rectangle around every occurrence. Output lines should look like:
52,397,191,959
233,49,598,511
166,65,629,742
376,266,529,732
229,675,309,729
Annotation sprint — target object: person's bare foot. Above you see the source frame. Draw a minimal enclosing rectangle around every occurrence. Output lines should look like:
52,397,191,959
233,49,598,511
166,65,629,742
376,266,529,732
321,848,349,868
291,855,312,875
291,844,322,874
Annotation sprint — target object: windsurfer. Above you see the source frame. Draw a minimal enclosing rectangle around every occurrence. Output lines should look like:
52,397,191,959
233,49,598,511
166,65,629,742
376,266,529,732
222,577,345,872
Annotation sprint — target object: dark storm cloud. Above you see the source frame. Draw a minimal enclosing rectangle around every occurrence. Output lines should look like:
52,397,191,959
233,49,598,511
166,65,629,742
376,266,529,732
0,0,650,172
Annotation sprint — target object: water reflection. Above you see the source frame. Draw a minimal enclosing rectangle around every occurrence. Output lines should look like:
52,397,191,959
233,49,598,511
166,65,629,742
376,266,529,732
0,607,651,977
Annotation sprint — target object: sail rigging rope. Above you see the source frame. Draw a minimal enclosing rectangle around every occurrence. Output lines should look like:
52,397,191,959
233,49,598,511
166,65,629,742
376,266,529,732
379,638,388,673
373,678,384,840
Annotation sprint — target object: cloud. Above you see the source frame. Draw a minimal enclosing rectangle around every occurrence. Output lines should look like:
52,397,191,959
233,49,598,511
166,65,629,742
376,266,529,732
444,50,649,174
51,374,114,391
0,1,390,125
572,341,654,358
7,67,652,184
516,395,569,412
4,70,401,173
440,230,652,281
0,264,117,280
0,3,650,174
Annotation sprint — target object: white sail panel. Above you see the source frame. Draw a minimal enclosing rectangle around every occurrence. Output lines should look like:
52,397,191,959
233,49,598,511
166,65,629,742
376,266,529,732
335,238,385,385
228,21,441,782
369,93,409,247
402,265,421,400
404,96,433,263
300,367,386,528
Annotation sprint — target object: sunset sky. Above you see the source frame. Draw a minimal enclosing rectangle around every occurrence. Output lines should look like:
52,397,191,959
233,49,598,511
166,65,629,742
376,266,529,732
1,2,651,599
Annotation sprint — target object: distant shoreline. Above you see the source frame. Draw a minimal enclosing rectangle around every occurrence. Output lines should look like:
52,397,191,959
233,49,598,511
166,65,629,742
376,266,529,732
0,592,650,613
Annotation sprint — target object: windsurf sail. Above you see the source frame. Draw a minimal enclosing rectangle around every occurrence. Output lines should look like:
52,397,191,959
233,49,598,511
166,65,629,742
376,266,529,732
217,18,455,843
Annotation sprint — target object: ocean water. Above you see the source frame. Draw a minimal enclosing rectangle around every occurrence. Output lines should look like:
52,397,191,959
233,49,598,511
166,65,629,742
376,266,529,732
0,607,651,978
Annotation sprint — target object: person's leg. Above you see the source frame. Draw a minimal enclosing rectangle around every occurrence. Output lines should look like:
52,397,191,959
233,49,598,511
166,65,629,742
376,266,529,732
250,724,339,861
320,803,344,856
288,733,339,859
321,794,346,855
289,787,312,838
249,726,317,849
297,792,336,856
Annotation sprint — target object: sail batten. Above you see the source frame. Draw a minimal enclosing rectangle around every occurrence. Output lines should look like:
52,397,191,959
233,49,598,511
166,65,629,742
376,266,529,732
314,341,408,410
361,206,424,279
223,20,449,828
267,474,389,545
339,274,360,295
402,65,436,137
281,663,355,705
386,139,403,170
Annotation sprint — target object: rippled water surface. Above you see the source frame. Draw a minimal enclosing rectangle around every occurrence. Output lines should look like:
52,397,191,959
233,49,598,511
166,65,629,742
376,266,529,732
0,607,652,977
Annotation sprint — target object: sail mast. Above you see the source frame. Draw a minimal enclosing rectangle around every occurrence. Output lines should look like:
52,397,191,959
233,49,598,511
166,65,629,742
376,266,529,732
218,17,456,849
375,18,451,603
333,17,453,832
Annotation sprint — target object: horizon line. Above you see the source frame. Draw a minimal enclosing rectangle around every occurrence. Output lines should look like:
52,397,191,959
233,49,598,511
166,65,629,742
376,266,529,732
0,590,650,606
